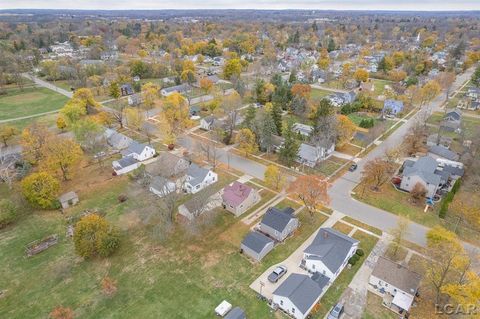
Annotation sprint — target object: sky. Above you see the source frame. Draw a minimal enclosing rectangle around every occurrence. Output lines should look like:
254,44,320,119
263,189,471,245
1,0,480,11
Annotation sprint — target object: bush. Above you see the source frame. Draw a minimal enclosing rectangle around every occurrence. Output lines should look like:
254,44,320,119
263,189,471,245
118,194,128,203
359,118,375,128
356,249,364,256
348,254,360,265
0,199,18,229
451,179,461,194
73,214,120,258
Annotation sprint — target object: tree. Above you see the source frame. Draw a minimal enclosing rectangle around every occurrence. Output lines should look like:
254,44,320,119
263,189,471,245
255,110,277,153
21,124,53,165
162,92,190,144
425,226,468,304
0,199,17,229
87,75,103,96
56,116,67,131
21,172,60,209
311,99,337,150
264,165,286,191
403,123,427,155
199,77,213,94
291,84,311,99
223,58,242,80
73,214,120,258
49,306,74,319
419,80,441,106
378,56,394,73
222,92,242,144
235,128,257,157
442,271,480,307
181,69,196,85
327,38,336,52
141,82,160,113
0,125,19,147
289,175,330,216
471,65,480,87
410,182,427,203
243,105,256,130
109,82,121,100
360,158,392,192
72,118,104,154
279,120,300,166
336,115,356,147
271,102,283,135
389,216,409,259
40,136,83,181
353,68,369,82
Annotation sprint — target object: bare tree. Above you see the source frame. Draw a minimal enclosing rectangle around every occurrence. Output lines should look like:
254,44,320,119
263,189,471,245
0,152,18,189
389,216,410,259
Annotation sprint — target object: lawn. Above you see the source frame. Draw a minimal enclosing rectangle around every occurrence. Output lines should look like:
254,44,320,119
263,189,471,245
0,171,328,319
335,143,363,156
371,78,391,96
362,292,398,319
313,230,379,318
0,86,69,121
332,221,354,235
348,113,376,126
310,88,331,101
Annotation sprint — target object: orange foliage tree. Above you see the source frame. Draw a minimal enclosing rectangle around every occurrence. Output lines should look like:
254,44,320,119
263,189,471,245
289,175,330,216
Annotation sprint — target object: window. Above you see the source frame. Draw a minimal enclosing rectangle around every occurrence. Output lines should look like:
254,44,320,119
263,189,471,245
292,308,295,314
280,300,283,306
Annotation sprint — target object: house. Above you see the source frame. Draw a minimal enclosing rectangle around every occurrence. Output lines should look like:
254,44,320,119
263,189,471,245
292,123,313,137
467,87,480,100
426,134,452,148
222,181,260,217
369,257,422,313
128,93,143,106
104,128,132,150
259,207,298,241
224,307,246,319
101,51,118,61
383,99,404,116
400,156,446,198
149,176,176,197
428,145,460,162
121,142,156,161
342,91,357,104
58,191,79,209
296,143,335,167
272,273,327,319
145,153,189,179
160,84,191,97
240,231,274,262
178,186,221,220
200,115,224,131
184,163,218,194
120,84,134,96
440,110,462,132
112,156,141,175
302,228,359,281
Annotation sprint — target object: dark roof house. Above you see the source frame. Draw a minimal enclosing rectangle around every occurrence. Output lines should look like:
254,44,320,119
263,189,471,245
240,231,274,262
260,207,298,241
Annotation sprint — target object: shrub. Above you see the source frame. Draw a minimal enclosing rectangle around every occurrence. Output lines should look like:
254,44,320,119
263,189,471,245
73,214,120,258
359,118,375,128
356,249,364,256
21,172,60,209
451,179,461,194
0,199,17,229
348,254,360,265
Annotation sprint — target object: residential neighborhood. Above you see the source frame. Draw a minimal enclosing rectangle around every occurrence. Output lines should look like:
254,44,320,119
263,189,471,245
1,4,480,319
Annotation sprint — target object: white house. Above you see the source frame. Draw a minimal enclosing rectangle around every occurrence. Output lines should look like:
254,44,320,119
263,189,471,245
200,115,224,131
184,163,218,194
160,84,191,97
369,257,422,313
121,142,156,161
272,273,328,319
302,228,359,282
112,156,141,175
296,143,335,167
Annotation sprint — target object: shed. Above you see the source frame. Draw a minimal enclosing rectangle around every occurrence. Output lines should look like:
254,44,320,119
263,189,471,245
58,191,79,209
240,231,274,262
224,307,246,319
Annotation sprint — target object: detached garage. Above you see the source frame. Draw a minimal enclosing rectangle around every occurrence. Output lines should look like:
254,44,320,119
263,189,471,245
240,231,274,262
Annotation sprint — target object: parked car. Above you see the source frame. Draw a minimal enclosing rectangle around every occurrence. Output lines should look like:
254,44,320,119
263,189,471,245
349,163,358,172
267,265,287,283
327,303,344,319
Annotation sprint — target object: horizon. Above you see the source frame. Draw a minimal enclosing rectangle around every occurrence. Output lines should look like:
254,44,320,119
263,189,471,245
2,0,480,12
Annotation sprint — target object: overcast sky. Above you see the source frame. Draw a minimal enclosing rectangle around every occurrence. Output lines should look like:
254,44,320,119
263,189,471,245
1,0,480,11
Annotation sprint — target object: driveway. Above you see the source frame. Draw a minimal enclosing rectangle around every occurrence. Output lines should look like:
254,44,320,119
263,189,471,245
249,211,344,300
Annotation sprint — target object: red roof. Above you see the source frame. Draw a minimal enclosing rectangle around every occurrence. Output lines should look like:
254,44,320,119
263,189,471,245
222,181,253,207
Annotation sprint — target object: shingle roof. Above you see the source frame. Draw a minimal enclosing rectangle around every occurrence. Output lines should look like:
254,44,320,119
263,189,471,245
298,143,320,162
273,273,323,314
261,207,296,233
428,145,460,161
162,83,190,94
145,153,188,177
241,231,274,254
121,141,149,157
187,163,211,187
403,156,442,185
224,307,246,319
384,99,404,113
222,181,253,207
304,228,359,274
372,257,422,294
113,156,138,169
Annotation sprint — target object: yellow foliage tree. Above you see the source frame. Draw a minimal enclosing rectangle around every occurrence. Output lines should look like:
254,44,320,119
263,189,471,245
21,172,60,209
336,115,356,147
235,128,257,157
264,165,286,191
353,68,369,82
40,136,83,181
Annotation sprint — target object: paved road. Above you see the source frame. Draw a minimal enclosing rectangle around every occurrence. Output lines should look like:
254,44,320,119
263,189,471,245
311,84,348,94
22,73,73,98
328,69,475,247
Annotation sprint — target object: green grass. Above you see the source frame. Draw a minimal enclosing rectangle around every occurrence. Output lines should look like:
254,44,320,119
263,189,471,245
362,292,398,319
371,78,391,95
313,230,379,318
347,113,376,126
310,88,331,101
0,86,69,121
0,175,328,319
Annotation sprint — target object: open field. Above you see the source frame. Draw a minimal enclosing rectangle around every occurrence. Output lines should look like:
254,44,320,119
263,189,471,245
0,86,69,121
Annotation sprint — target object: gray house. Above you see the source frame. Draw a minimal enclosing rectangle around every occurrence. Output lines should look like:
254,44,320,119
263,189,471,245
272,273,327,319
104,128,132,150
240,231,274,262
296,143,335,167
259,207,298,241
400,156,444,198
428,145,460,162
440,110,462,132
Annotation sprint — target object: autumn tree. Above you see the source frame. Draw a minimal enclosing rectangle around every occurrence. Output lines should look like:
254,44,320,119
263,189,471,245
389,216,409,259
21,124,53,165
360,158,393,192
264,164,286,191
21,172,60,209
289,175,330,216
73,214,120,258
403,123,427,156
199,77,213,94
291,84,311,99
223,58,242,80
222,92,242,144
141,82,160,113
49,306,74,319
0,125,19,147
336,115,356,147
162,92,190,144
235,128,257,157
410,182,427,203
353,68,369,82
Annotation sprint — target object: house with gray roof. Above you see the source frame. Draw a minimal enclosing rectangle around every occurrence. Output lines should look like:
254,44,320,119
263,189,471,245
440,109,462,132
112,156,141,175
145,152,189,179
428,145,460,162
369,257,421,313
296,143,335,167
104,128,132,150
121,141,156,161
383,99,404,116
292,123,314,137
259,207,298,241
183,163,218,194
160,83,191,97
272,273,327,319
224,307,246,319
302,228,359,281
426,133,452,149
149,176,176,198
400,156,447,198
240,231,274,262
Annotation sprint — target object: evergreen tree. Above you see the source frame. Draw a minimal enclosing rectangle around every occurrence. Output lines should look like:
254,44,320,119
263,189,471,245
279,120,300,166
289,69,297,83
471,65,480,88
271,102,283,136
257,111,277,153
244,106,257,130
327,38,336,52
